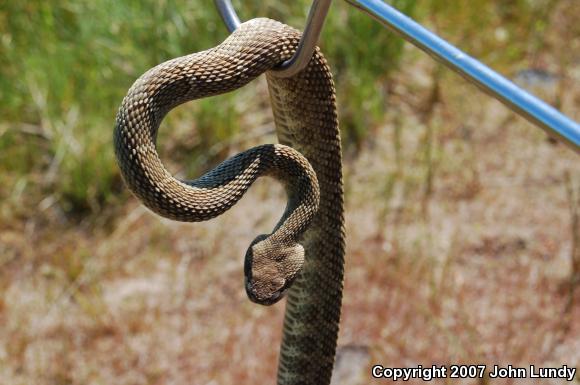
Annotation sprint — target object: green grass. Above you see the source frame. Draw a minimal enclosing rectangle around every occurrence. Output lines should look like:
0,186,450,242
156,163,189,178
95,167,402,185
1,3,577,383
0,0,553,219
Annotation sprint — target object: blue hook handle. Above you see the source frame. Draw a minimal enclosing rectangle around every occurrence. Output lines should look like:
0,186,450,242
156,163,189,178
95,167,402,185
345,0,580,152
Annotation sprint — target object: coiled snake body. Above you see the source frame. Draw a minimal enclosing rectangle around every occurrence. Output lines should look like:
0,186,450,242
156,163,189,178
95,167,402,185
114,18,345,385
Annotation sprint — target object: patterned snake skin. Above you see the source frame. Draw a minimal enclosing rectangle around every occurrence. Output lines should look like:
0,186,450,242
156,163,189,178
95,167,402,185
114,18,345,385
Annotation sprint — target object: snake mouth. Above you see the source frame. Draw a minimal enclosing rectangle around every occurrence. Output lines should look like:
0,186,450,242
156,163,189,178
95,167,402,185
245,279,291,306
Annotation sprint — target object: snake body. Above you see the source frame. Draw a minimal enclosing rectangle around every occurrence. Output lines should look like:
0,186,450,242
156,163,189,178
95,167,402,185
114,18,345,384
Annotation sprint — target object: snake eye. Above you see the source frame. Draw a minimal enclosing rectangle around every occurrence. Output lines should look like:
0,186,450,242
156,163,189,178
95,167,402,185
244,235,304,305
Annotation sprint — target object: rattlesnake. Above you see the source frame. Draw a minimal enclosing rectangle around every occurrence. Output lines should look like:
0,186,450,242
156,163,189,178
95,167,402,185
114,18,345,385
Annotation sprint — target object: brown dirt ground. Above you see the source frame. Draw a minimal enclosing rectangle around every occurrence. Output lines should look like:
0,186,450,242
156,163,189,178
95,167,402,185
1,35,579,385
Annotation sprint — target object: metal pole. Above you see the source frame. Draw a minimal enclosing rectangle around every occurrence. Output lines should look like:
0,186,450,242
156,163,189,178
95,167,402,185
213,0,332,78
344,0,580,152
272,0,333,77
214,0,240,32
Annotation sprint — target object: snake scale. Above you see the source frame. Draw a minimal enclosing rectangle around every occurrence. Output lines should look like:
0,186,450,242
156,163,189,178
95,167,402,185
114,18,345,385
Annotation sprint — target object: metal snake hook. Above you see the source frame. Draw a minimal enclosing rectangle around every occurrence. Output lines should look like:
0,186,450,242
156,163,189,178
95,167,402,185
214,0,332,78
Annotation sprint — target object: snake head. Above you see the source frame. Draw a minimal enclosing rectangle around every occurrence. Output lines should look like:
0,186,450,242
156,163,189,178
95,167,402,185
244,234,305,306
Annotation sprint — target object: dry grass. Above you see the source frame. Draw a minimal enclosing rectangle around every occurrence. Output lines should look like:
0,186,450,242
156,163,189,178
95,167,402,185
1,1,580,385
2,68,579,384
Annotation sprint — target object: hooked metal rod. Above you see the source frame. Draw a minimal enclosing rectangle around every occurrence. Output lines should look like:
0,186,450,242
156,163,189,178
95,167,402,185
214,0,332,77
344,0,580,152
214,0,580,151
214,0,240,32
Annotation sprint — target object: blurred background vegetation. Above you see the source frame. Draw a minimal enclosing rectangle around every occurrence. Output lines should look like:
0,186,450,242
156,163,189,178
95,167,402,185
0,1,579,384
1,0,573,220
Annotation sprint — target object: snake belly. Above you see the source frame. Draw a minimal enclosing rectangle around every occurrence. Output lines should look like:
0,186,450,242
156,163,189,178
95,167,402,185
114,18,345,385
